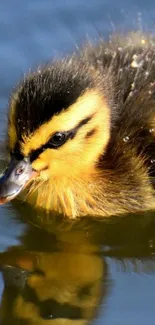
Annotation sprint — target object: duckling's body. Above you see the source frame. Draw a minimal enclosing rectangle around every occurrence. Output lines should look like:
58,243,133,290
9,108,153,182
1,34,155,218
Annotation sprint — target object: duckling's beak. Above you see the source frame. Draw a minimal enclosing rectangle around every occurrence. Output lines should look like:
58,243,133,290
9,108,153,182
0,158,36,204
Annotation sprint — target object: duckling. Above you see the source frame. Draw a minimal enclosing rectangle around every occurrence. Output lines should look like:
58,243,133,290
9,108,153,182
1,34,155,218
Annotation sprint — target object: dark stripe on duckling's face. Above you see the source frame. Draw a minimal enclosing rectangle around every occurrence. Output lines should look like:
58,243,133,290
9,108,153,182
12,115,93,163
85,128,97,139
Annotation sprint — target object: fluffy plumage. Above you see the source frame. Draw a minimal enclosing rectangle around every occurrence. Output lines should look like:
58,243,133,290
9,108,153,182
4,33,155,218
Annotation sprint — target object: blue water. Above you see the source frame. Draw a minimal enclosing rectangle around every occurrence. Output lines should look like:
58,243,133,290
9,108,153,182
0,1,155,324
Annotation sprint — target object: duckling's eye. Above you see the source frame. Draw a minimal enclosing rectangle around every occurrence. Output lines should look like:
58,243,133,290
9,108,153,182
49,132,67,147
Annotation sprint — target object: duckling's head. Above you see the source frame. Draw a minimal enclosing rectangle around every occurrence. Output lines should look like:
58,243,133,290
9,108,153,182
0,56,111,216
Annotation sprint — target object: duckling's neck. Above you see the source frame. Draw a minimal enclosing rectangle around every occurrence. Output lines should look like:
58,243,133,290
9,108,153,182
21,160,155,218
22,172,100,218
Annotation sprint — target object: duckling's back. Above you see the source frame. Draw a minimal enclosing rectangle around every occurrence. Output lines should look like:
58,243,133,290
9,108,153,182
84,34,155,182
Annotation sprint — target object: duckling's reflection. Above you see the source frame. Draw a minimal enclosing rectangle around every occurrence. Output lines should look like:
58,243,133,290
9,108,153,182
1,203,155,325
0,206,108,325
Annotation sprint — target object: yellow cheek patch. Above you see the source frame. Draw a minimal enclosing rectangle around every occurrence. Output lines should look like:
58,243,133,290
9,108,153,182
20,89,107,156
31,159,48,172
